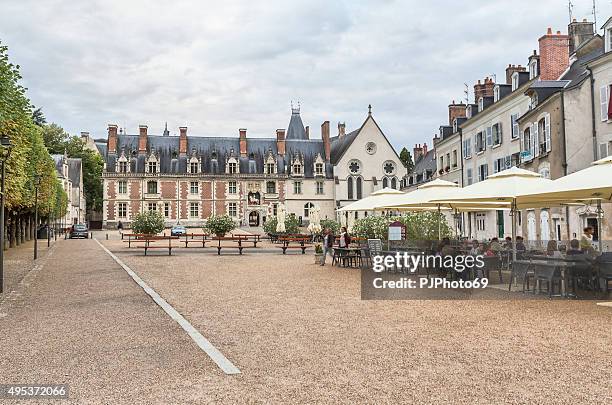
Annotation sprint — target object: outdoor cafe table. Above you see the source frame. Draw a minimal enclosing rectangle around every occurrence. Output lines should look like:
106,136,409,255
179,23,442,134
513,258,585,298
333,247,366,268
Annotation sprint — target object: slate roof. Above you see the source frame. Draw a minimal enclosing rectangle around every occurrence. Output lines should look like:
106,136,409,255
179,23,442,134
286,109,307,140
67,158,82,185
51,154,65,178
329,129,359,164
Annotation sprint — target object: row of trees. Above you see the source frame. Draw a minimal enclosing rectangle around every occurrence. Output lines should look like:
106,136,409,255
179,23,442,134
0,41,68,248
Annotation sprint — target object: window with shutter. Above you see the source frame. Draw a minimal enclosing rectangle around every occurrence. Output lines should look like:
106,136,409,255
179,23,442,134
493,159,499,174
486,127,493,147
466,168,473,185
511,114,519,139
601,85,609,122
608,84,612,120
505,155,511,169
544,114,551,152
600,143,609,159
532,123,539,157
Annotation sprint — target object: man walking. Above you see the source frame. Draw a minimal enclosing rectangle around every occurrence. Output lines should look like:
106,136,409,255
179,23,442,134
320,228,335,266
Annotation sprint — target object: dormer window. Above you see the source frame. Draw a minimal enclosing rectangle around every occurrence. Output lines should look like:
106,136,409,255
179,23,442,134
453,119,458,133
466,105,473,119
511,72,520,91
148,161,157,173
605,25,612,53
530,94,538,109
529,59,538,79
117,150,129,173
291,154,304,176
313,153,325,176
188,150,200,173
228,161,237,174
493,86,500,102
190,161,199,173
478,97,484,112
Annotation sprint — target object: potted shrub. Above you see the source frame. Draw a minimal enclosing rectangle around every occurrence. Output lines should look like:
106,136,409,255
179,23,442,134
314,243,324,264
204,215,236,237
131,210,165,236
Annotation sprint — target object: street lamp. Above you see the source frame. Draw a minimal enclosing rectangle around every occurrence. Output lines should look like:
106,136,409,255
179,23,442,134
0,134,12,294
33,174,41,260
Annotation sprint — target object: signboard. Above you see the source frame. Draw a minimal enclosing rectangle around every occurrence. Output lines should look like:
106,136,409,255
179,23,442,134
388,220,406,241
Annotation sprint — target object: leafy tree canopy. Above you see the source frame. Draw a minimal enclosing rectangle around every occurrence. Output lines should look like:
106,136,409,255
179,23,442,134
399,147,414,173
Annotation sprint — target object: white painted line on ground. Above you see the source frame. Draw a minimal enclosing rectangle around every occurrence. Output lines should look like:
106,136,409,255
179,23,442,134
94,239,241,375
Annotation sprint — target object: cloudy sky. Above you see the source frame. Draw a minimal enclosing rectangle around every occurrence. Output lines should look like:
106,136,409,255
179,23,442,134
1,0,611,149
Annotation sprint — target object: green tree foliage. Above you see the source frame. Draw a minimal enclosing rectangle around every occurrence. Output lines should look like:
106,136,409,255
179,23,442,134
31,107,46,127
320,218,340,234
351,216,389,239
263,213,301,235
204,215,236,236
351,212,452,240
131,210,165,235
41,124,104,212
399,147,414,173
0,42,66,217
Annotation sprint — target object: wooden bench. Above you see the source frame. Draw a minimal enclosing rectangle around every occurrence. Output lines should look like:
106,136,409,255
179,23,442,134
133,236,178,256
181,233,210,248
211,236,259,255
277,237,313,254
122,233,156,247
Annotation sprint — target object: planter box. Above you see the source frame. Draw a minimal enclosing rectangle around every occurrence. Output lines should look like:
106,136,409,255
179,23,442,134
314,253,324,264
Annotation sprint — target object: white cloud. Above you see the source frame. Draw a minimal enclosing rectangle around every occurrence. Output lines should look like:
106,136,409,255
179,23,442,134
1,0,610,149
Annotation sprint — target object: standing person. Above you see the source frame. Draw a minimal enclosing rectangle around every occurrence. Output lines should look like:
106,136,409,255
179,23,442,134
320,228,335,266
490,237,502,254
117,220,123,233
339,226,351,248
580,226,595,255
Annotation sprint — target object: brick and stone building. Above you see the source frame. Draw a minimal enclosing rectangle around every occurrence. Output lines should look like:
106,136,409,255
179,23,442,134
100,106,405,229
52,153,86,225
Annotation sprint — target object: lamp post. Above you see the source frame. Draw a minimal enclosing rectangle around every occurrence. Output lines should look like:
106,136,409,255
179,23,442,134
33,175,41,260
0,134,12,294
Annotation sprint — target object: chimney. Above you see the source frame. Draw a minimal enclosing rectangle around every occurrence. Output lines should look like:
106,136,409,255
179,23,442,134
305,126,310,139
138,125,148,153
179,127,188,155
448,101,466,126
338,122,346,137
422,142,428,156
538,27,570,80
276,129,286,156
239,128,247,157
413,144,423,161
505,64,527,84
568,19,594,54
321,121,331,162
474,77,495,101
107,124,118,154
80,131,90,142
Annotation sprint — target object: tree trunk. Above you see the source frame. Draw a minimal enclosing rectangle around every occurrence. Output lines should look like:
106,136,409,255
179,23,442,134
15,215,20,246
9,215,16,248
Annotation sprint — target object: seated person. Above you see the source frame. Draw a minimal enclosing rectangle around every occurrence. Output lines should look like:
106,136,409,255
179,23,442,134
490,237,503,254
482,243,496,257
515,236,527,252
566,239,583,256
468,240,481,256
546,240,562,258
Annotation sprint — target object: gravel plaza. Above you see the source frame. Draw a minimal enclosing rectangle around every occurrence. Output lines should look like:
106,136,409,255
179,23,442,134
0,235,610,404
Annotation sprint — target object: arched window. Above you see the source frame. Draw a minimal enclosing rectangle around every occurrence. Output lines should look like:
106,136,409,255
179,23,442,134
391,177,397,189
356,177,363,199
304,202,314,218
347,177,354,200
382,177,388,188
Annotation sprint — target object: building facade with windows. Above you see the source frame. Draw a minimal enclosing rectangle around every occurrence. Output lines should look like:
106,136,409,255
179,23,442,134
52,153,86,225
100,106,404,229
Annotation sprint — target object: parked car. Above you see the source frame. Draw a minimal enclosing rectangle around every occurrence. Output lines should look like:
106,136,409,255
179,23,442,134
70,224,89,239
170,224,187,237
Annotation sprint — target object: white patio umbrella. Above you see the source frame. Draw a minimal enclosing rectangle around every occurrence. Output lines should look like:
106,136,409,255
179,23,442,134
307,205,322,234
431,167,556,259
518,156,612,251
337,187,404,212
276,203,286,233
374,179,509,239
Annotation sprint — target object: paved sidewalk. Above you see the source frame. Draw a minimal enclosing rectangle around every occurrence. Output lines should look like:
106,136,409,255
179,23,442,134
0,236,57,296
0,238,226,404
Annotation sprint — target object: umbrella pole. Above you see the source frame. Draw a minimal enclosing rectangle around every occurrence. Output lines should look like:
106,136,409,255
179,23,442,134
512,200,517,262
437,204,441,241
597,200,603,252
